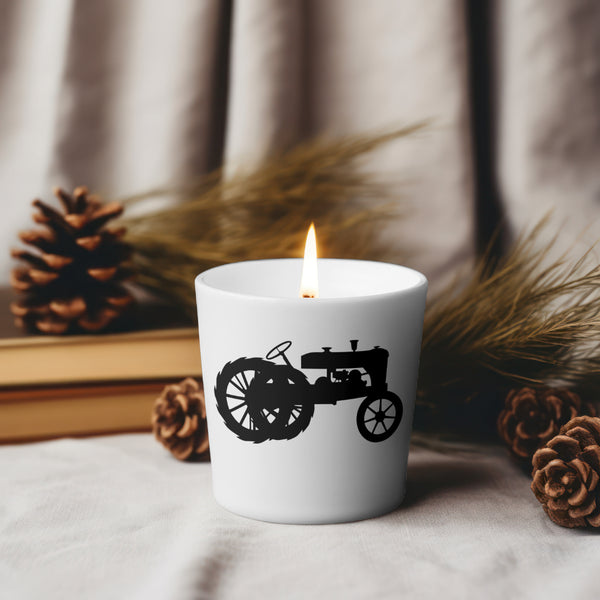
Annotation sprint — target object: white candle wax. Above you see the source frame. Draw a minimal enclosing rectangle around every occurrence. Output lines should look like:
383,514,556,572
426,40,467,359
200,258,425,299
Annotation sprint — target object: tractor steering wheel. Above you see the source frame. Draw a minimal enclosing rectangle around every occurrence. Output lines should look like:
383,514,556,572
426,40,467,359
266,340,293,360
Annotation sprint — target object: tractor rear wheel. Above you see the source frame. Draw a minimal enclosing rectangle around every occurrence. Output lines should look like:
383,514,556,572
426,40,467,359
215,357,282,443
252,363,314,441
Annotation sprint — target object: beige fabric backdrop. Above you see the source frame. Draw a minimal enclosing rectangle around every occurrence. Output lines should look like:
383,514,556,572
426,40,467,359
0,0,599,284
495,0,600,243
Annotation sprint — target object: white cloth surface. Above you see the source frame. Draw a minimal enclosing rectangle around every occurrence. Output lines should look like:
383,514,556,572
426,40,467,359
0,434,595,600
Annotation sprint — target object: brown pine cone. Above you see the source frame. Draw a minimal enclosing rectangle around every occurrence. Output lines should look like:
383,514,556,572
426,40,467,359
10,186,133,334
152,378,209,461
497,387,594,462
531,416,600,528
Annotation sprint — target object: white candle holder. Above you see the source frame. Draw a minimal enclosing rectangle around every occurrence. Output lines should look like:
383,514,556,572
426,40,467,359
195,258,427,524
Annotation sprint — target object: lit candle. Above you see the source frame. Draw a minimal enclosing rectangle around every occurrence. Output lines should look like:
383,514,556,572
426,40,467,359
195,226,427,524
300,223,318,298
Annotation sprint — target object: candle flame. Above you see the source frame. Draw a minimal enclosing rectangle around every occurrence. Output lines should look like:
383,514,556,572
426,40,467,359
300,223,319,298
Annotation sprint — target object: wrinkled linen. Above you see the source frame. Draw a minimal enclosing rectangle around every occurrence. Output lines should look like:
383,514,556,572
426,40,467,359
0,434,596,600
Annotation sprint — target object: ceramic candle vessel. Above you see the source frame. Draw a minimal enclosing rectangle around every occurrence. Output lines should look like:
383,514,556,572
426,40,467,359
195,258,427,524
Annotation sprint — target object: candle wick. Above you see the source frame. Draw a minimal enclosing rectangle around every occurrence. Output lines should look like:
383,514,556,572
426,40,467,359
302,292,316,299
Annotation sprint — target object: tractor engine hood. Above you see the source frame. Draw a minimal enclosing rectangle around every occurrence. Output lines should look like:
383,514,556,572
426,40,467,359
301,346,388,371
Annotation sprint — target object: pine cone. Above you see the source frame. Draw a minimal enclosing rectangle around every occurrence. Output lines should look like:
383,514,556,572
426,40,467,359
497,387,594,462
10,186,133,334
152,378,209,461
531,416,600,528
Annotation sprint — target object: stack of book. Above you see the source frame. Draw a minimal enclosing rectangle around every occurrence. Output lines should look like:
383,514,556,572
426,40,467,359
0,289,201,444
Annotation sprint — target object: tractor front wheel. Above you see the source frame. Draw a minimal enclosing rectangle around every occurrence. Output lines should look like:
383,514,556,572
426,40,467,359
356,392,403,442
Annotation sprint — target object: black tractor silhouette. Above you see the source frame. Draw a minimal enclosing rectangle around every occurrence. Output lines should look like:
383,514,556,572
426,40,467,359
215,340,403,443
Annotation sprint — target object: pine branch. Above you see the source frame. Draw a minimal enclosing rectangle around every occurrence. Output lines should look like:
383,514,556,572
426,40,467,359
120,125,425,313
419,218,600,414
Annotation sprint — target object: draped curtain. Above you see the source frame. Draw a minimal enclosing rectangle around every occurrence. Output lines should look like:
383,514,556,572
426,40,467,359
1,0,599,284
